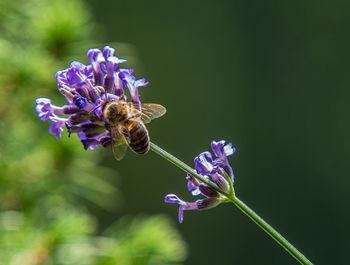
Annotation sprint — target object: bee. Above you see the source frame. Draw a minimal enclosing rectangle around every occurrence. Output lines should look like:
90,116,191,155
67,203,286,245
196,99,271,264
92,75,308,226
102,99,166,160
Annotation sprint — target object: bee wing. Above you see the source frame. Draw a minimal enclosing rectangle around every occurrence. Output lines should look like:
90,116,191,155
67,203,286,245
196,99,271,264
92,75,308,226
110,125,129,161
130,103,166,124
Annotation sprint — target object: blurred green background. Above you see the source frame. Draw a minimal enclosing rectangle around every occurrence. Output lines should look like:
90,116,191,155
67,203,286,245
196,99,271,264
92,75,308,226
1,0,350,264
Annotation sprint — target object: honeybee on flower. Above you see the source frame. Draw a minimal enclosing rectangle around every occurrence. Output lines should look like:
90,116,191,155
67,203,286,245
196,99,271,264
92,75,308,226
35,45,166,159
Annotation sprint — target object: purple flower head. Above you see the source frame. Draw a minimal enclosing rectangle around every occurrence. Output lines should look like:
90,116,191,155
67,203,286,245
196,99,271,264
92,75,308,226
165,140,236,223
35,45,154,153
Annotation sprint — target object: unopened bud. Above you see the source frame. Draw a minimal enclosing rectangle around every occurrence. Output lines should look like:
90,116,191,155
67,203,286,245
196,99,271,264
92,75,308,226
199,184,218,198
197,197,220,210
211,172,230,192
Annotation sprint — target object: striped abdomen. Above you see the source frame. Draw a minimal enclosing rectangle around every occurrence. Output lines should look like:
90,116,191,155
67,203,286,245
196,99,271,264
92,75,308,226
126,119,150,154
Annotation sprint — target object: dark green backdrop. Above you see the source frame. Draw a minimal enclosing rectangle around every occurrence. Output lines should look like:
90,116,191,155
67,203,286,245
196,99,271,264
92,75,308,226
87,1,350,264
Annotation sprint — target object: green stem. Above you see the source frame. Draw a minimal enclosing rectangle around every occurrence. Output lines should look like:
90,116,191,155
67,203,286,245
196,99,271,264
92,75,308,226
150,142,229,197
150,142,313,265
229,196,312,265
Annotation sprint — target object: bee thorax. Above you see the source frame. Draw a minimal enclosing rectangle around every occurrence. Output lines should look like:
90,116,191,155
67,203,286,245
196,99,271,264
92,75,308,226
103,101,129,125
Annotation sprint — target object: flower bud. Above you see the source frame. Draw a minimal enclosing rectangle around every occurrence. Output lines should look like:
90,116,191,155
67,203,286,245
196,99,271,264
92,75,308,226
211,172,230,192
68,113,91,125
62,105,80,115
199,184,218,198
196,197,221,210
81,123,106,137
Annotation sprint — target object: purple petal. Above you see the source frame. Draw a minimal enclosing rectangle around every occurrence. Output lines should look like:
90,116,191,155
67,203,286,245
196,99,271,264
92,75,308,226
49,116,67,139
130,78,148,103
102,46,127,64
134,78,149,88
102,46,127,94
81,139,99,150
119,69,147,104
194,151,217,175
106,55,126,68
186,174,201,196
119,69,136,90
88,48,104,64
82,80,100,102
211,140,235,159
178,205,185,223
35,98,68,120
223,143,235,156
102,45,115,59
113,71,124,97
103,57,120,93
222,160,235,183
77,132,99,150
35,98,53,121
66,62,90,86
56,70,68,87
77,131,110,150
187,180,201,196
56,61,93,88
181,202,200,223
87,48,105,86
164,194,186,205
59,86,75,101
165,194,200,223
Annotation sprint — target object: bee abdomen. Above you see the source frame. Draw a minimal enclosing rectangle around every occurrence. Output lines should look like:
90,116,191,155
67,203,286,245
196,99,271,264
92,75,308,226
127,120,150,154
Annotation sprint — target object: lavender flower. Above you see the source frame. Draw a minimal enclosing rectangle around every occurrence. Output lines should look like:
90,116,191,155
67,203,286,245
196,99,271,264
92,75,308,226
165,140,235,223
35,45,149,149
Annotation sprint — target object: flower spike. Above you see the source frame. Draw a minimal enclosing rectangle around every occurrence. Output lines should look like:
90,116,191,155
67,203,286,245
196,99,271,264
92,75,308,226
35,45,148,151
165,140,235,223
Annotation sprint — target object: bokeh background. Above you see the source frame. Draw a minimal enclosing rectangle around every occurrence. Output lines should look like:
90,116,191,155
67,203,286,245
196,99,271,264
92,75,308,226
1,0,349,264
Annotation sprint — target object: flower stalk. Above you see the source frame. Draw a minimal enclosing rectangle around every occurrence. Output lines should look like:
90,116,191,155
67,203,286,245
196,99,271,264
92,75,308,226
150,141,313,265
